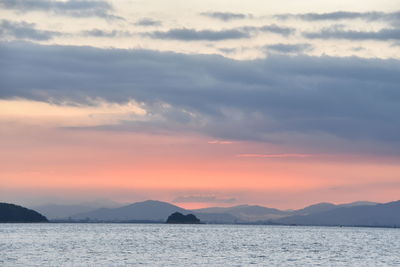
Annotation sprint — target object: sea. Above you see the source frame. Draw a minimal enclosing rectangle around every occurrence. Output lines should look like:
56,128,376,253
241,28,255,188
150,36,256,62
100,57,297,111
1,223,399,266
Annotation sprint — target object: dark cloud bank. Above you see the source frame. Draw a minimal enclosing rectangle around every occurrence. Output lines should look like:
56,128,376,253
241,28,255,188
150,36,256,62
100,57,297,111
1,42,400,154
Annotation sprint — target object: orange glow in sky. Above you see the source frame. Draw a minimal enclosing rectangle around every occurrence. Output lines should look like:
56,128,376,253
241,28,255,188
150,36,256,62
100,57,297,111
1,100,399,209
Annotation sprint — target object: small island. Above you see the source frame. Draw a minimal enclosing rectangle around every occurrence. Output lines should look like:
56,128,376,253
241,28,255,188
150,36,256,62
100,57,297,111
0,203,48,223
166,212,201,224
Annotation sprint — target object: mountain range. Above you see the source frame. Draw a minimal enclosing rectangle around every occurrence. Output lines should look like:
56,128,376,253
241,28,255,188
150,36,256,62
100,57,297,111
28,199,400,227
274,201,400,227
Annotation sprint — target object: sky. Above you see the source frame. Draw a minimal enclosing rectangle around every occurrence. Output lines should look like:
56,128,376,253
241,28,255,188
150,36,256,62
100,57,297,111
0,0,400,209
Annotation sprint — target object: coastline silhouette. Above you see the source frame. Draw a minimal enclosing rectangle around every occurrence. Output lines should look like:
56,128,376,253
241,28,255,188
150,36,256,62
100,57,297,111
0,203,48,223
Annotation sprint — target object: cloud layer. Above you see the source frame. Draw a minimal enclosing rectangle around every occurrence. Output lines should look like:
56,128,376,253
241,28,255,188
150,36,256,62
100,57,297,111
1,42,400,155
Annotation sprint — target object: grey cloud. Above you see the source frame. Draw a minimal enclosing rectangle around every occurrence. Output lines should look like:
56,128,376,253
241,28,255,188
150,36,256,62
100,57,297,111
146,28,251,41
265,43,313,53
0,0,120,19
259,24,296,36
135,18,161,27
218,47,237,54
200,12,248,21
145,24,294,41
173,196,237,204
0,20,61,40
82,29,132,37
304,27,400,41
1,42,400,154
276,11,400,23
351,46,365,52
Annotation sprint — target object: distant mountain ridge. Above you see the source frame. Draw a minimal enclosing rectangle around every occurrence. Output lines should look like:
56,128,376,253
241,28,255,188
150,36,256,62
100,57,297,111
192,201,378,222
69,200,239,223
31,199,123,219
62,199,388,226
71,200,187,222
272,200,400,227
33,204,97,219
4,197,398,227
193,205,289,221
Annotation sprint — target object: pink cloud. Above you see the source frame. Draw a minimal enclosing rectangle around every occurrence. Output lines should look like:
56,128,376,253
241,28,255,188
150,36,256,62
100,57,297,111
208,140,234,145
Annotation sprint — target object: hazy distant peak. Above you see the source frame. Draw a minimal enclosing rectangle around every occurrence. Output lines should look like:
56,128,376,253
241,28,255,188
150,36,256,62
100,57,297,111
340,201,378,207
293,202,338,215
70,199,187,222
305,202,336,207
124,200,181,208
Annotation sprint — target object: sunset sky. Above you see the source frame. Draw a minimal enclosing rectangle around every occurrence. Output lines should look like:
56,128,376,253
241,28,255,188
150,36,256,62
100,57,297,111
1,0,400,209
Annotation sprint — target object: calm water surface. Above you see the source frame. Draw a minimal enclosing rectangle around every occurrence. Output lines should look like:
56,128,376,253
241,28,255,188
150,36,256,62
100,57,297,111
1,223,399,266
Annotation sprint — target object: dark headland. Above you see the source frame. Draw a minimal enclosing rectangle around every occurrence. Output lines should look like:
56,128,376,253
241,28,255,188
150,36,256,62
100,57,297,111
166,212,201,224
0,203,48,223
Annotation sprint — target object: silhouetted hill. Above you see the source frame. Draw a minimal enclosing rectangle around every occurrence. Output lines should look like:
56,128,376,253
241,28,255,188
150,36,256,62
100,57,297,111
0,203,48,223
273,200,400,227
71,200,188,222
166,212,201,224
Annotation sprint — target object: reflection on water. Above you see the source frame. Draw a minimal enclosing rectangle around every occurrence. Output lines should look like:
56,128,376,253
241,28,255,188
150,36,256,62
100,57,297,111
1,223,400,266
